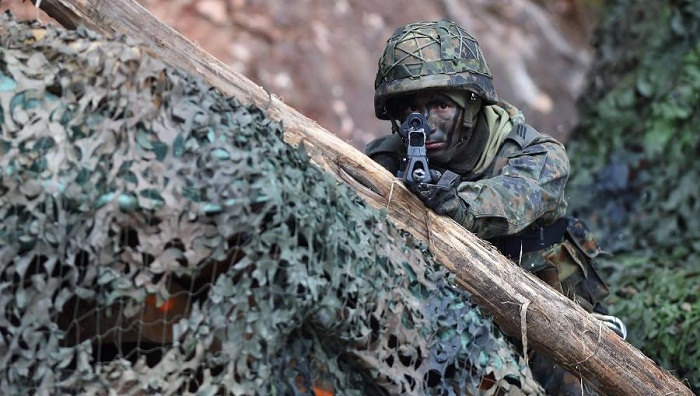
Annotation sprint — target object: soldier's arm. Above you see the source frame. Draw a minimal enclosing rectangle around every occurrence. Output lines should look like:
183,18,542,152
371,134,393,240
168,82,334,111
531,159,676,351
456,136,569,239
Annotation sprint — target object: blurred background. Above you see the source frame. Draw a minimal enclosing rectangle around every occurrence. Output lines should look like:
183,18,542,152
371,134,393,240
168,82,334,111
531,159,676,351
1,0,602,149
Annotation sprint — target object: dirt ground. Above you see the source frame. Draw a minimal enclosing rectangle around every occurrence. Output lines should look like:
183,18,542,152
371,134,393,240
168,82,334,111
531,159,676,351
1,0,599,148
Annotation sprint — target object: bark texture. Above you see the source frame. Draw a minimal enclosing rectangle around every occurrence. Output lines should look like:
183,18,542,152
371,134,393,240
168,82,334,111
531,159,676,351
29,0,693,394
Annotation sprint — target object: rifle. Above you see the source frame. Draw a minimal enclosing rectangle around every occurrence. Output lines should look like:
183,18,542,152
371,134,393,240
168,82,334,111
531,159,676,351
397,112,435,184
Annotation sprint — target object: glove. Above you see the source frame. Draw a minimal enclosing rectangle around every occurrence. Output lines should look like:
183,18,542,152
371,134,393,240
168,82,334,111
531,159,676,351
408,170,469,224
591,312,628,339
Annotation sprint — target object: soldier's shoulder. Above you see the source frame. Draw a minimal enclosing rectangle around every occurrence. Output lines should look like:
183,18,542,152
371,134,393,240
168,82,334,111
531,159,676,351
364,133,404,156
505,123,539,148
505,123,566,154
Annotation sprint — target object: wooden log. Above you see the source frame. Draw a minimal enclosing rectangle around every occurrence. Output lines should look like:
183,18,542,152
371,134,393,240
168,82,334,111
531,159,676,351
28,1,692,395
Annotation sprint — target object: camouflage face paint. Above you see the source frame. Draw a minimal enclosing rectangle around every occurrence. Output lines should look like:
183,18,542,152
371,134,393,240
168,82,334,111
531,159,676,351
393,91,467,163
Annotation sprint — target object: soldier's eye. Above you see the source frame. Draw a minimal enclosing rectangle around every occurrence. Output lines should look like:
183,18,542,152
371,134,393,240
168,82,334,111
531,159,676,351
432,100,449,110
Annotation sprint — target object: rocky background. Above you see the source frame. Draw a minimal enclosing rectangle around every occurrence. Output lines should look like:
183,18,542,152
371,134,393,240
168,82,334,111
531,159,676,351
1,0,601,148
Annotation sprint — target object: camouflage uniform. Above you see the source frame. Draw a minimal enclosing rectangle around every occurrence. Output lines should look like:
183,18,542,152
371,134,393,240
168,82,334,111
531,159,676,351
366,100,608,310
366,20,612,396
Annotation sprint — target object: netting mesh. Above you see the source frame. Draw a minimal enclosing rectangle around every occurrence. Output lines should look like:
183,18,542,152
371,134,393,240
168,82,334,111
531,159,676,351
0,14,543,395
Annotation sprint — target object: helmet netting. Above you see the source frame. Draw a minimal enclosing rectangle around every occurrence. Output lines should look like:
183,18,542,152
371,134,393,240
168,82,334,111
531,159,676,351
374,20,498,119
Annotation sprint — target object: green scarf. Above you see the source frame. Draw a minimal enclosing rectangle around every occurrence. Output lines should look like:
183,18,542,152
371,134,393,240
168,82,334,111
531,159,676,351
472,104,517,174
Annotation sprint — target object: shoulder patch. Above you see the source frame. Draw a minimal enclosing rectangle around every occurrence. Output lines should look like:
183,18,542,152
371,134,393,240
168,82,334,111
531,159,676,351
505,123,539,149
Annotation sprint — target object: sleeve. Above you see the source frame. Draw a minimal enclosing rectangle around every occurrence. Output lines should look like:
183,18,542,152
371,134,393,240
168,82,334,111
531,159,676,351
457,136,570,239
364,133,404,176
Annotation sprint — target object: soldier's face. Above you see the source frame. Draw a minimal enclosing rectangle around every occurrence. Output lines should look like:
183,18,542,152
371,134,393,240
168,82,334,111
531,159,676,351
394,91,465,162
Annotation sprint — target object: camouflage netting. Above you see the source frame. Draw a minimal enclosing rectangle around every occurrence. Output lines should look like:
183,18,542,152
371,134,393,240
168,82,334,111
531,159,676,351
0,14,543,396
567,0,700,390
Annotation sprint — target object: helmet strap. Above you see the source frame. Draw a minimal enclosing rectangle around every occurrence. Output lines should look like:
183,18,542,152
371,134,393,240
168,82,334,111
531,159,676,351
441,90,482,130
461,93,482,130
390,118,400,134
436,111,489,174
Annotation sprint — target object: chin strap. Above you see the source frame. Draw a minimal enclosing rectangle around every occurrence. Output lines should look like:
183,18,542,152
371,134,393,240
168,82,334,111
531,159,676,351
390,118,401,134
461,94,482,129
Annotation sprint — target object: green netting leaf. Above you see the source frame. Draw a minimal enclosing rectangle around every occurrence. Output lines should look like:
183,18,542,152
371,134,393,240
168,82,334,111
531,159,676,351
0,14,542,396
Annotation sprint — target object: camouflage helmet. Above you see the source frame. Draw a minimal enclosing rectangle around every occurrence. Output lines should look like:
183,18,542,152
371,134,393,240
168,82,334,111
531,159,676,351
374,20,498,119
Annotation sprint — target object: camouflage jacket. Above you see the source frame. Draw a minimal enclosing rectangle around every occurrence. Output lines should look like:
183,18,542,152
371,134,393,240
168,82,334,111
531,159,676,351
367,103,610,317
365,104,569,240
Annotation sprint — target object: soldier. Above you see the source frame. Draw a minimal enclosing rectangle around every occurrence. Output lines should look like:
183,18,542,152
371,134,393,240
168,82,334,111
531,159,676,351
365,19,625,395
